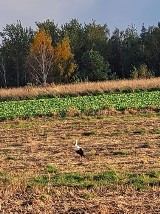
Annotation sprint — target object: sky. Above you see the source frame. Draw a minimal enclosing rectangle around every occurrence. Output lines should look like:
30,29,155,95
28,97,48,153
0,0,160,35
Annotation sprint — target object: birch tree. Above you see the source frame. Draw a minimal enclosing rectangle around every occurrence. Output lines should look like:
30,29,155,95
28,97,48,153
29,28,54,85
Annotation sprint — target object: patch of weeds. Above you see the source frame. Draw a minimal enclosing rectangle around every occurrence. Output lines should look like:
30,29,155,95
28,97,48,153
127,172,160,190
28,170,160,190
138,142,151,148
45,164,58,174
146,171,160,187
29,171,121,188
133,129,145,134
127,174,147,190
51,173,89,187
82,130,96,136
147,178,160,187
1,177,10,185
112,150,131,156
81,191,93,199
63,173,87,183
6,155,16,160
0,172,10,185
82,181,94,189
104,131,120,137
146,170,160,179
93,170,120,184
149,129,160,134
29,174,49,187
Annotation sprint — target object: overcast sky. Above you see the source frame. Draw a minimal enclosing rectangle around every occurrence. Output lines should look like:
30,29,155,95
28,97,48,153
1,0,160,34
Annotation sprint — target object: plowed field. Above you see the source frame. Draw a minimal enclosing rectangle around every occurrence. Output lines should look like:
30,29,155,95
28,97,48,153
0,113,160,213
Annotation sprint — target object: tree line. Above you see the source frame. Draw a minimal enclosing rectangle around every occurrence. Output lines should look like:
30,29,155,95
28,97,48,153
0,19,160,88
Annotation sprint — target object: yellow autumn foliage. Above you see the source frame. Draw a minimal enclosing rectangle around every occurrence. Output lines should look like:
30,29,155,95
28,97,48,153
29,30,76,84
54,37,77,83
29,28,54,84
30,28,54,57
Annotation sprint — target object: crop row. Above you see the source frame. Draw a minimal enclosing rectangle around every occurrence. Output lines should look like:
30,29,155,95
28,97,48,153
0,90,159,119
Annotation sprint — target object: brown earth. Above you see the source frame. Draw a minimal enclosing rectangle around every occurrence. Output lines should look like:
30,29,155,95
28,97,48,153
0,113,160,213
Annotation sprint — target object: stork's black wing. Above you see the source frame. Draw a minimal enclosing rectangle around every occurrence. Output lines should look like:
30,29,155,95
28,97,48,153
76,148,85,157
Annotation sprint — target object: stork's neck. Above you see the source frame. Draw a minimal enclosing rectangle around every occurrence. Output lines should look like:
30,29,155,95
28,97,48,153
75,140,78,146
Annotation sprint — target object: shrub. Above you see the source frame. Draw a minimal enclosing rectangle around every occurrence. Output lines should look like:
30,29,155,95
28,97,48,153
131,64,155,79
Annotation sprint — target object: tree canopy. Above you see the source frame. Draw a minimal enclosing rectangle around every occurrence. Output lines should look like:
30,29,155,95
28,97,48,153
54,37,77,83
0,19,160,88
28,28,54,85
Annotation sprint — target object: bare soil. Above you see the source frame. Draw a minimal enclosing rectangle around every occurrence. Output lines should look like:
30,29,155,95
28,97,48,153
0,113,160,213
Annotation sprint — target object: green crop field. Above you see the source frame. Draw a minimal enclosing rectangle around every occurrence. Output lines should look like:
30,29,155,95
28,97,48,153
0,90,160,120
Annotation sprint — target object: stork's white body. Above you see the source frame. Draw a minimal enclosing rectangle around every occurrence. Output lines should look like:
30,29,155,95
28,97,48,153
74,140,85,159
75,140,81,151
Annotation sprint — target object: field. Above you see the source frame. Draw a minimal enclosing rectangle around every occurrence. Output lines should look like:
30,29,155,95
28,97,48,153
0,113,160,213
0,78,160,213
0,90,160,120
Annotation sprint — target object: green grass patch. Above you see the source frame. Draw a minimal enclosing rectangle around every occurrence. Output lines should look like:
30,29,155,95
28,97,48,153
92,170,120,183
127,171,160,190
1,169,159,190
29,170,160,190
45,164,58,174
29,174,48,187
28,169,160,190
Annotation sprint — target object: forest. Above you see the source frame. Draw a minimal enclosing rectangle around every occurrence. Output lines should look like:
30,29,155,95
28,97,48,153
0,19,160,88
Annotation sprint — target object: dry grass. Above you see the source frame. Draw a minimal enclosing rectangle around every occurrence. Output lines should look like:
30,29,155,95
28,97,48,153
0,113,160,213
0,77,160,101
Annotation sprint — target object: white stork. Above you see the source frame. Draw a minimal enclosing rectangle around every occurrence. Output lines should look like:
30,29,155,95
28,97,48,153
74,140,85,159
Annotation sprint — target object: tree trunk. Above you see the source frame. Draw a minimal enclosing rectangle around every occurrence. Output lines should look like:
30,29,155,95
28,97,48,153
0,57,7,88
